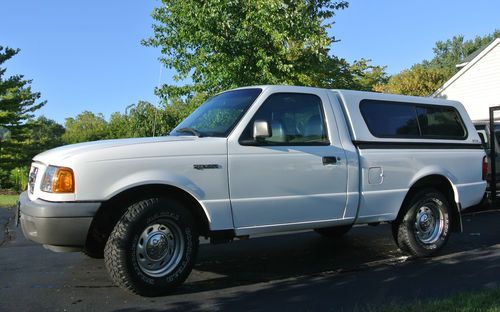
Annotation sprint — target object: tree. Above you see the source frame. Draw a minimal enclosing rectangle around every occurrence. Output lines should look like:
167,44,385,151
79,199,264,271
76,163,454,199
62,111,108,144
144,0,367,99
425,30,500,72
375,30,500,96
0,126,10,141
107,111,130,139
373,64,450,96
163,93,208,130
106,96,210,139
346,58,388,91
0,46,46,187
122,101,166,137
25,116,65,156
65,98,206,142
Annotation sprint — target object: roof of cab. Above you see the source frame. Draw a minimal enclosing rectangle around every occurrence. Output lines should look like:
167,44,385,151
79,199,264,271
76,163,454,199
237,85,465,108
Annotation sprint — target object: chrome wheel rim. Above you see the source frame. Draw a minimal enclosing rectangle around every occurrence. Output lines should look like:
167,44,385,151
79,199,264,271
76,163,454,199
135,222,184,277
414,202,444,244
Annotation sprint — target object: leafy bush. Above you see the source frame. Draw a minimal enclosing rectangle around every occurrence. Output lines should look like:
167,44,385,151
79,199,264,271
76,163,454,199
9,166,28,192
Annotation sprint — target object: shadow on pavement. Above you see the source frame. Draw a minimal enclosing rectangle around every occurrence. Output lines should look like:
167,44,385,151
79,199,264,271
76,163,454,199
161,209,500,295
2,208,500,311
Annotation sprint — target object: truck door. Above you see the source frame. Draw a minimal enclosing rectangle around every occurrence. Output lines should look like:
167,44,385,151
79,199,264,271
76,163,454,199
227,90,348,231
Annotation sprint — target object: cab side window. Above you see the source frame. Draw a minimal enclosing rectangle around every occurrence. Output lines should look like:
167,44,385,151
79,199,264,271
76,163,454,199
239,93,329,145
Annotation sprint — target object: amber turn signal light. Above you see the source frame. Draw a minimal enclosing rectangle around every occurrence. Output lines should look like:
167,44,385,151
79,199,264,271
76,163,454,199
52,167,75,193
41,165,74,193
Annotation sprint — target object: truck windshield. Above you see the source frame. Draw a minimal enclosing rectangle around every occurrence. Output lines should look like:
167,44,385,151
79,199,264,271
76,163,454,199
170,88,262,137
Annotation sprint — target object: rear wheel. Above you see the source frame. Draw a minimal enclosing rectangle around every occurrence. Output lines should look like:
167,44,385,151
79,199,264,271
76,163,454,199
393,188,451,257
314,224,352,238
104,197,198,296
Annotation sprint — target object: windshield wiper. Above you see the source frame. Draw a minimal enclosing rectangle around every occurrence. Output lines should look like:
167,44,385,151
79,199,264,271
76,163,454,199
175,127,202,137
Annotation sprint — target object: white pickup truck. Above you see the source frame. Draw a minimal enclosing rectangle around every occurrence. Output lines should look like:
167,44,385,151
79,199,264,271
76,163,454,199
19,85,486,296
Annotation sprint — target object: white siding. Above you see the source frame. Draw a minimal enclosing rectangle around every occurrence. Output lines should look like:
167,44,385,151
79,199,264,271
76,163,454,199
435,40,500,121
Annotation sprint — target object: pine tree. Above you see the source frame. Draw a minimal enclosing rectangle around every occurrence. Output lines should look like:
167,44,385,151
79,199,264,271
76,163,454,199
0,46,46,187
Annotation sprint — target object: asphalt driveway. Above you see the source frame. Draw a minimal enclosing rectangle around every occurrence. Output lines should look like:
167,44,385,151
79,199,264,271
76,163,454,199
1,207,500,311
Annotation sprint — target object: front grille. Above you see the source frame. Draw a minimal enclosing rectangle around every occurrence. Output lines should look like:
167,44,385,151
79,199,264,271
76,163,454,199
28,166,38,194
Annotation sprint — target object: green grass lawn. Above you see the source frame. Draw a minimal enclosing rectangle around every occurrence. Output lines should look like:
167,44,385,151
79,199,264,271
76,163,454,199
374,288,500,312
0,195,19,208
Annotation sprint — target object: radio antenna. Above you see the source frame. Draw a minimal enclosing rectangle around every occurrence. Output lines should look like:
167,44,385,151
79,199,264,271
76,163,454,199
152,63,163,137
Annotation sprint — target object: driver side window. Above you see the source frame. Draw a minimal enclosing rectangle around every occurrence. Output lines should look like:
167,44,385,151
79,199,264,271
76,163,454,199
239,93,329,145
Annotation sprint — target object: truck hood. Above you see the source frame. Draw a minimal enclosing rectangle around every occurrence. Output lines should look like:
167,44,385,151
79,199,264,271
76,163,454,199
33,136,223,165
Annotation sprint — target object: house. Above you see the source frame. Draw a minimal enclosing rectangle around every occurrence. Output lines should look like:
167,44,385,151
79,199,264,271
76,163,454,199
433,38,500,121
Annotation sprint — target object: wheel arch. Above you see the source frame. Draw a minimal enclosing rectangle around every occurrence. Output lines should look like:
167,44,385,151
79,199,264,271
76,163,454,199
85,183,211,252
398,174,462,233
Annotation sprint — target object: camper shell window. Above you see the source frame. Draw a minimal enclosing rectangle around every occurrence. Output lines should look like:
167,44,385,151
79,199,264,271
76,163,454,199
360,99,467,140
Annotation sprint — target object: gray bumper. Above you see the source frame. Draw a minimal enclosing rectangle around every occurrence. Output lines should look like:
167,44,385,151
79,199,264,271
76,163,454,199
19,191,101,249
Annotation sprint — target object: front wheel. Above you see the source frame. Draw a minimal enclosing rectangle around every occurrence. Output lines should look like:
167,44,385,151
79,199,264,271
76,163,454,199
104,198,199,296
392,188,451,257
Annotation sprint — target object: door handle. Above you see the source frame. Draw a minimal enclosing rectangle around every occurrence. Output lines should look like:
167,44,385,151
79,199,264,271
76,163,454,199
322,156,338,165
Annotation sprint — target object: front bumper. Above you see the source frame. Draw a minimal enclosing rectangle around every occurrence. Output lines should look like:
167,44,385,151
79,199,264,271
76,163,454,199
19,191,101,250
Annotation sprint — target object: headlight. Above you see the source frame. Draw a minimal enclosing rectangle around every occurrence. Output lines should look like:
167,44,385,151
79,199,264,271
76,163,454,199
41,166,75,193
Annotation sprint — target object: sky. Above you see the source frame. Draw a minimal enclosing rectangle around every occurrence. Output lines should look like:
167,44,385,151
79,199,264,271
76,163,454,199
1,0,499,124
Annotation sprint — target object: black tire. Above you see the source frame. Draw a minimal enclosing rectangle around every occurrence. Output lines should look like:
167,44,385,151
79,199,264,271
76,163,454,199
82,245,104,259
314,224,352,238
104,197,199,296
392,188,451,257
82,227,106,259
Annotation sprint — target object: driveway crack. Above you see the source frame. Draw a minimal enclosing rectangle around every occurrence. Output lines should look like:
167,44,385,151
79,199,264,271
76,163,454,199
0,210,15,247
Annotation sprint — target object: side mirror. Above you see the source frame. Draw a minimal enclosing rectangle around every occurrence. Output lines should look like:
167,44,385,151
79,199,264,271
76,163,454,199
478,132,486,147
253,120,271,141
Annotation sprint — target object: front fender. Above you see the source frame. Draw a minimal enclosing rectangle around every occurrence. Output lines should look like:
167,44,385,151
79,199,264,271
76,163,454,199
75,159,234,230
105,170,207,202
99,170,237,230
